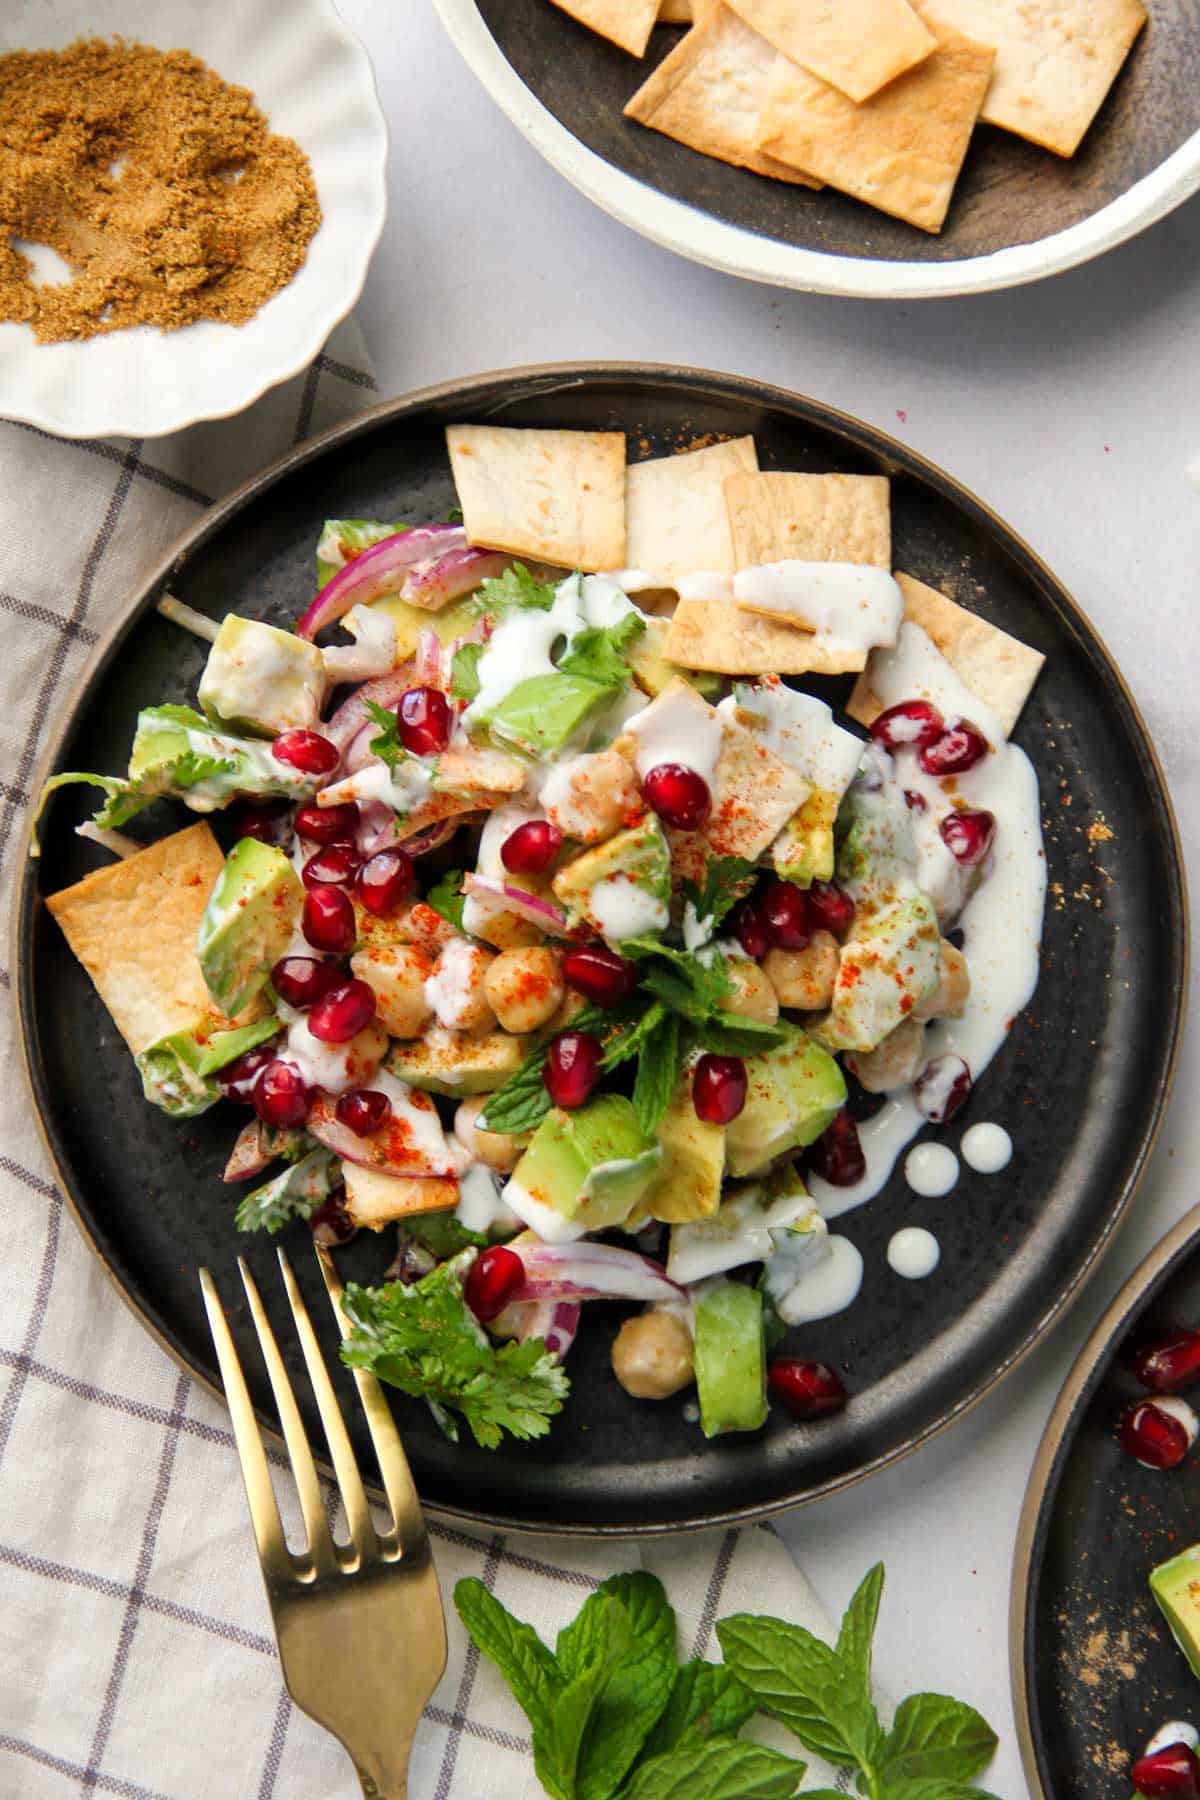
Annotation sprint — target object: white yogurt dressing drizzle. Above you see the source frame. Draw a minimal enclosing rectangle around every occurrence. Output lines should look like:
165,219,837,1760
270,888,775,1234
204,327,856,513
590,875,669,940
623,681,723,784
960,1122,1013,1173
887,1227,941,1279
765,1234,863,1324
464,571,639,724
732,563,903,657
810,622,1045,1221
905,1142,959,1198
1146,1721,1200,1756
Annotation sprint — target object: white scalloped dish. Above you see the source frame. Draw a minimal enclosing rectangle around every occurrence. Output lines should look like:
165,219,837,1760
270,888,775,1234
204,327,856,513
0,0,387,440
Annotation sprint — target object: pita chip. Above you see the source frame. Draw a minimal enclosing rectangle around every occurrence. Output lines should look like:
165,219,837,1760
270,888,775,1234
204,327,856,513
343,1168,462,1230
548,0,661,56
725,0,935,102
624,6,822,186
663,597,866,675
626,436,758,588
848,572,1044,737
756,10,994,233
725,470,892,569
669,709,812,883
924,0,1146,157
446,425,626,572
46,822,234,1055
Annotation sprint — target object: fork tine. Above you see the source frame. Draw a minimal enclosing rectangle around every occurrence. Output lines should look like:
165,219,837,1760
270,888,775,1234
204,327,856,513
200,1269,291,1585
315,1243,426,1555
276,1248,377,1561
238,1257,336,1575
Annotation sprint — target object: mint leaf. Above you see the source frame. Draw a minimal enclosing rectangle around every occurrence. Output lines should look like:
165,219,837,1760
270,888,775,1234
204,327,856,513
546,1598,636,1800
715,1614,868,1769
479,1003,634,1135
680,856,758,934
640,1661,757,1759
425,868,467,933
451,642,483,702
364,699,404,770
340,1254,569,1447
453,1579,561,1759
476,561,558,615
836,1562,884,1707
560,1574,677,1800
632,1011,680,1136
878,1694,998,1786
618,1740,806,1799
694,1010,789,1057
600,1002,667,1073
881,1782,1002,1800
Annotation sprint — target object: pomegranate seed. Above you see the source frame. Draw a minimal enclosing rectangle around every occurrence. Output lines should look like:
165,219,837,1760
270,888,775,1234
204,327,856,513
940,808,996,866
464,1245,525,1323
356,847,414,915
295,800,360,844
543,1031,603,1109
761,879,811,950
253,1059,310,1128
397,686,452,756
308,978,377,1044
870,699,945,753
1130,1330,1200,1393
1132,1744,1200,1797
904,789,928,814
806,880,855,937
693,1054,747,1124
1120,1400,1191,1470
335,1088,392,1136
309,1189,357,1247
217,1045,276,1104
642,763,712,831
731,900,771,959
501,820,564,874
272,729,340,775
562,944,638,1007
302,843,362,889
913,1053,972,1123
920,720,989,778
768,1359,848,1420
230,799,292,845
270,956,341,1010
809,1111,866,1186
302,885,356,953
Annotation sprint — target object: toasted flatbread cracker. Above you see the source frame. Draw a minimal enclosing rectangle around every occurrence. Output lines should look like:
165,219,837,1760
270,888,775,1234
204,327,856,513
548,0,661,56
624,6,822,187
626,436,758,588
725,471,892,569
664,597,866,675
923,0,1146,157
46,822,232,1055
669,711,811,883
848,573,1044,737
757,10,994,234
446,425,626,572
725,0,935,102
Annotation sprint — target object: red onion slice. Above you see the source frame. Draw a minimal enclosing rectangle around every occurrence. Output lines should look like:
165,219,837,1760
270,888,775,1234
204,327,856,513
403,547,512,611
306,1094,459,1178
297,525,466,640
462,872,571,936
508,1240,685,1305
493,1297,580,1361
223,1121,274,1183
414,628,444,688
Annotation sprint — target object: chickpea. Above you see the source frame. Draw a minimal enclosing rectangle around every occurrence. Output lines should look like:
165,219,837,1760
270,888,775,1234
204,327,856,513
474,909,543,952
723,959,780,1025
913,940,971,1022
544,749,640,844
454,1095,525,1174
611,1309,695,1400
426,940,496,1035
350,944,435,1038
484,947,565,1034
541,987,589,1037
764,930,839,1010
847,1016,926,1094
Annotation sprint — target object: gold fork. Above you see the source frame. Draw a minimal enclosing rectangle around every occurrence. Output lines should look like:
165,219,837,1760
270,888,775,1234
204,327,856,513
200,1245,447,1799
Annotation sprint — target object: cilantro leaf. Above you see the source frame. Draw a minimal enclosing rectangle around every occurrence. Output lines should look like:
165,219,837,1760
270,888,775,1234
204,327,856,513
364,699,404,770
559,1573,678,1800
640,1661,757,1760
451,641,484,702
877,1694,999,1786
235,1149,337,1234
474,561,558,615
425,868,467,933
558,613,645,690
399,1210,486,1260
618,1741,806,1799
340,1253,569,1448
680,856,758,936
632,1011,680,1136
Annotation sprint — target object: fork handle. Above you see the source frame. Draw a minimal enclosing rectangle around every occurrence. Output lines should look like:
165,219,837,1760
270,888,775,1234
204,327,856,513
356,1762,408,1798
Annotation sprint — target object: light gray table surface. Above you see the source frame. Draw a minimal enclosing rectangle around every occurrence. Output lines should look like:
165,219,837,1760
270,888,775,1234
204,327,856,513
340,7,1200,1790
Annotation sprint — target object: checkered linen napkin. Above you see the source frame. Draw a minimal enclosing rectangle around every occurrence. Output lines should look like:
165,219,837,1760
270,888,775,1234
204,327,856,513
0,325,843,1798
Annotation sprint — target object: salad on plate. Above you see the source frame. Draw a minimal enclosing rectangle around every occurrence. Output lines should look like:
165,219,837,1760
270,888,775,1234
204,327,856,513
36,423,1047,1452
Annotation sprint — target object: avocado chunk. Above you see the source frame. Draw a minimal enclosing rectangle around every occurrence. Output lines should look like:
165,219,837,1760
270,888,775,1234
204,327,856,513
507,1096,662,1234
835,767,919,904
772,788,840,886
136,1013,280,1116
197,839,302,1017
373,595,485,663
1151,1545,1200,1678
725,1028,846,1178
198,616,325,738
387,1031,526,1096
485,671,613,759
813,892,941,1055
552,814,671,939
627,618,721,700
693,1281,768,1437
127,705,314,811
642,1078,726,1224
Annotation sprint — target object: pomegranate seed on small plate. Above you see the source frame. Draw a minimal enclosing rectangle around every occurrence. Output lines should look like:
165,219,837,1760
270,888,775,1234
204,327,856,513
642,763,712,831
272,729,340,775
230,799,292,846
768,1359,848,1420
309,1189,358,1247
731,899,770,959
217,1045,276,1104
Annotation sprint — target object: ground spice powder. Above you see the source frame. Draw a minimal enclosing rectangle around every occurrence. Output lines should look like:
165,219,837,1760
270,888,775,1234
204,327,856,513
0,38,322,343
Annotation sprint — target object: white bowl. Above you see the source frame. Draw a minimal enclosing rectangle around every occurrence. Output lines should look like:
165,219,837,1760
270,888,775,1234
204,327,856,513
435,0,1200,301
0,0,387,438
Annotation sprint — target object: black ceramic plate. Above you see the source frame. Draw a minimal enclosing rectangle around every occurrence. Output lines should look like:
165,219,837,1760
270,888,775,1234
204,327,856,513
17,365,1185,1535
1014,1206,1200,1799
